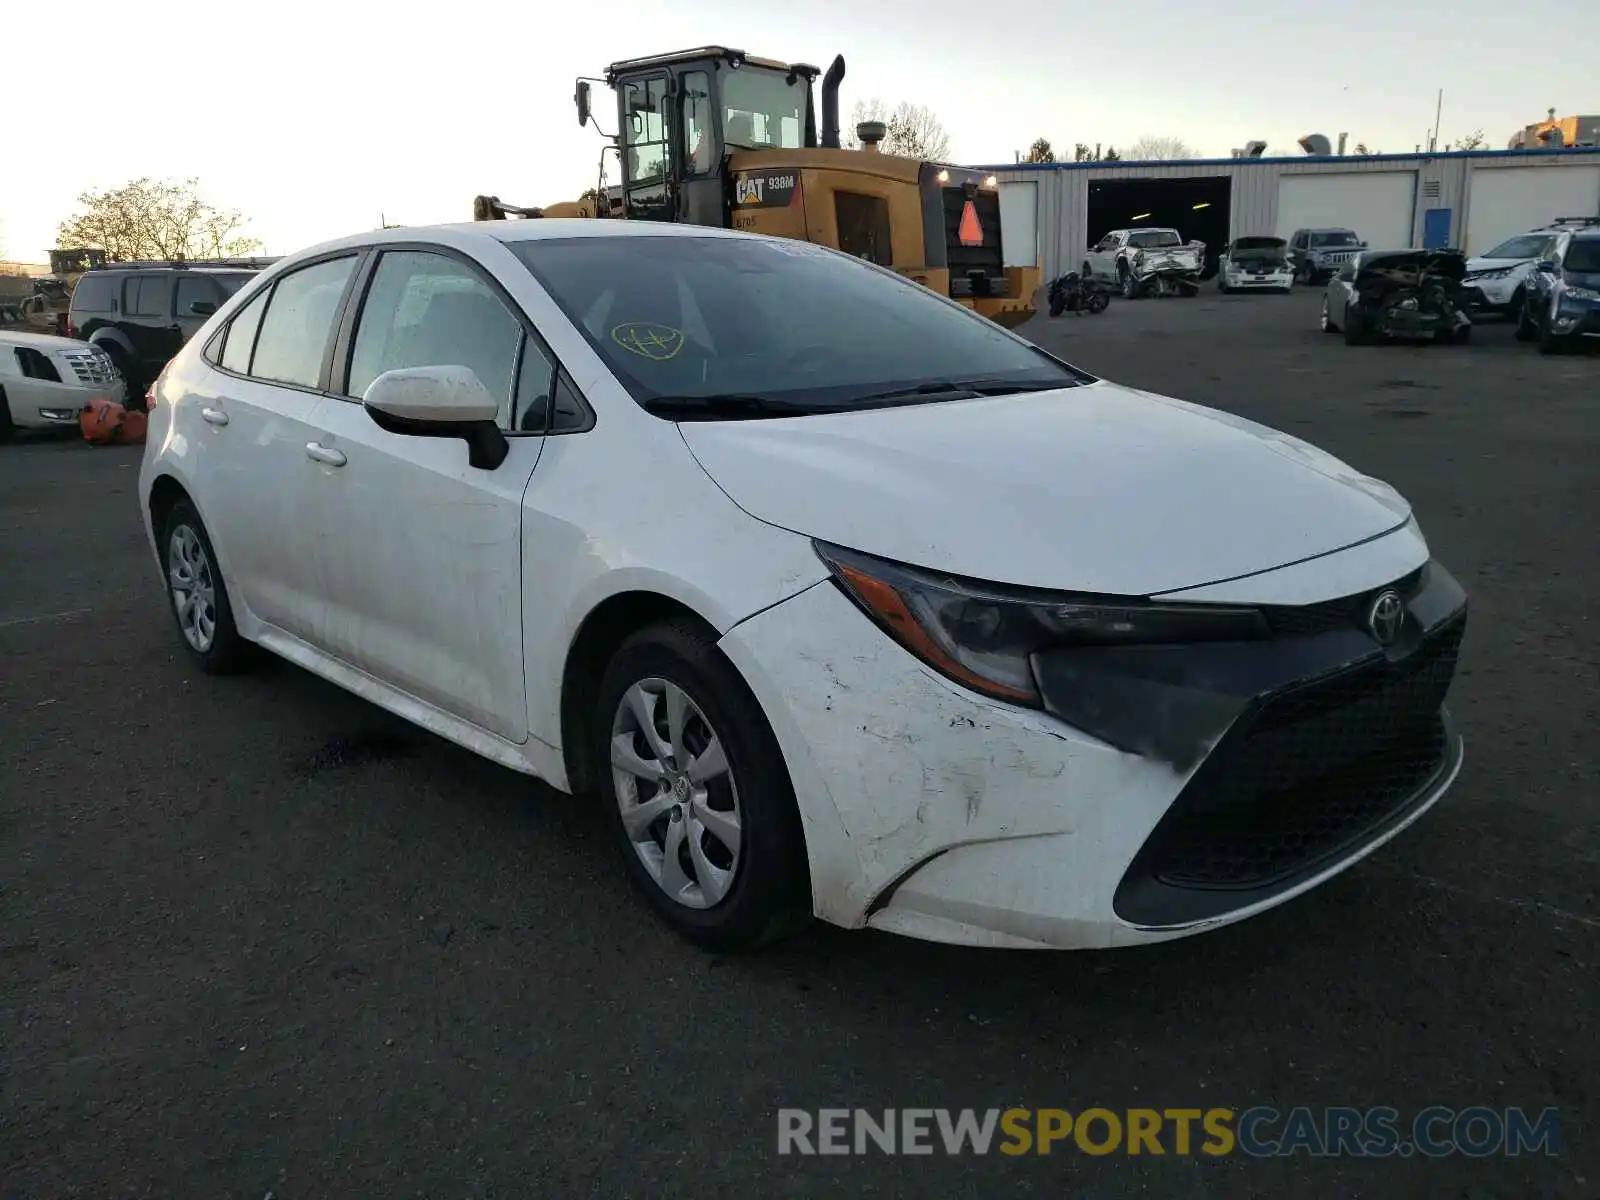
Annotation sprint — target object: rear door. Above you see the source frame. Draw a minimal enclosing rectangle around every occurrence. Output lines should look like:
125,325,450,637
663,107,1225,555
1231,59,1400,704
303,245,551,742
189,254,363,645
121,272,181,375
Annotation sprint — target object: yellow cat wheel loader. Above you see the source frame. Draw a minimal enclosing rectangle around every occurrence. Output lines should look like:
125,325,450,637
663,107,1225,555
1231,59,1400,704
472,46,1039,328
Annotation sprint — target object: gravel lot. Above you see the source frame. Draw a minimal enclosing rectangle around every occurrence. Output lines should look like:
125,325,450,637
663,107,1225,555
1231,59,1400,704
3,289,1595,1198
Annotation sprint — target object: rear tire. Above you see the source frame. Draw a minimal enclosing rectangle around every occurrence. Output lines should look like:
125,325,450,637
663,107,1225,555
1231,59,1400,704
161,500,252,674
594,619,812,952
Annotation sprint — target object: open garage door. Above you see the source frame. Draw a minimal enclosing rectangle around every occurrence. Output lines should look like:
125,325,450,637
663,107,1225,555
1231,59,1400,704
1464,165,1600,254
998,181,1038,267
1085,177,1232,275
1276,172,1416,249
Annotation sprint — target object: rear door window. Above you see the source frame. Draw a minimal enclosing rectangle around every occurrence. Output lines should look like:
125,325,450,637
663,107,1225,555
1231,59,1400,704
220,286,270,374
249,256,358,389
125,274,172,318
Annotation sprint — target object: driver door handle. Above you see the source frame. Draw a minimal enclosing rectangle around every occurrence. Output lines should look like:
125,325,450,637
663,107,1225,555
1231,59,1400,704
305,442,347,467
200,407,229,426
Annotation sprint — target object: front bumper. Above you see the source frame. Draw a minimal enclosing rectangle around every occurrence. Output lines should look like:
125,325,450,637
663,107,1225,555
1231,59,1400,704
1550,299,1600,338
1224,267,1294,288
1463,275,1522,310
718,547,1467,949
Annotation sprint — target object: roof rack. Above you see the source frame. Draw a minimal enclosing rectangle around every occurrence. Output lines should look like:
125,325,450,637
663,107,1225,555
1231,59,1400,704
86,256,282,271
1547,216,1600,227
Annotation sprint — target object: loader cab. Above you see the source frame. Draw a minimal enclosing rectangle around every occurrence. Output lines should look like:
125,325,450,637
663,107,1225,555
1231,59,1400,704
595,46,821,228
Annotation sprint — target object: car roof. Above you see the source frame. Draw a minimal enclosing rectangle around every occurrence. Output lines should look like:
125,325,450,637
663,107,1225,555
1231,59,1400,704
259,219,792,274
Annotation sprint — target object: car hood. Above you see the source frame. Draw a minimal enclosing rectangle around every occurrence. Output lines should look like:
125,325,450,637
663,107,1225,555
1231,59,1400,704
679,381,1412,596
1465,255,1527,270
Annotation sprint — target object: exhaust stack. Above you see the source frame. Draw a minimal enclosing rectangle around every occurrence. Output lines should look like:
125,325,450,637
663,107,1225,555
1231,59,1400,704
820,55,846,149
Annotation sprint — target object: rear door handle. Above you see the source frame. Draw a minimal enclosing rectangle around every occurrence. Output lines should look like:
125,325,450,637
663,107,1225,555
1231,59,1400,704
306,442,347,467
200,407,229,426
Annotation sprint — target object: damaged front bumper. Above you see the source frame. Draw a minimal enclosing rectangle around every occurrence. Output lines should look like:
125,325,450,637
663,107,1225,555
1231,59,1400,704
717,535,1467,949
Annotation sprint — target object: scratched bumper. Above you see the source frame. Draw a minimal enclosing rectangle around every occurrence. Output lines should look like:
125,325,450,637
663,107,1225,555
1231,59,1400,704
716,579,1204,945
717,546,1465,950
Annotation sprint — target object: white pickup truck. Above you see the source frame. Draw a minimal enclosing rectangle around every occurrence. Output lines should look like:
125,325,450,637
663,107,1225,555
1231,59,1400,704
1084,228,1206,298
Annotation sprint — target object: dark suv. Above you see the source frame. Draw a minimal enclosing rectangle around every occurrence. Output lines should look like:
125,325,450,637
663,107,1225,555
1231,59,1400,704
1516,228,1600,354
67,259,276,397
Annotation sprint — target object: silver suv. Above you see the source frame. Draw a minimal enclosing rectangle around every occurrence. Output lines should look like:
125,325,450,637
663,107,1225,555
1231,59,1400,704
1464,217,1599,318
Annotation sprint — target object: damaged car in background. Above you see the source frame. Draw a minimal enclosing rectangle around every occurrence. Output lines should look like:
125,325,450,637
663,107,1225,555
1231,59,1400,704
1216,236,1295,294
1083,228,1206,299
1320,249,1474,346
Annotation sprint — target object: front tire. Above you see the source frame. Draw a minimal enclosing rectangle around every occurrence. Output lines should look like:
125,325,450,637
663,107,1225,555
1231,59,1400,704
162,500,251,674
1319,296,1337,333
1537,309,1564,355
595,619,811,952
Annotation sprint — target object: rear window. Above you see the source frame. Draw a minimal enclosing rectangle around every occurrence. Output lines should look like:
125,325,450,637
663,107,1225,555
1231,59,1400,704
511,235,1087,413
1128,230,1182,248
70,274,115,313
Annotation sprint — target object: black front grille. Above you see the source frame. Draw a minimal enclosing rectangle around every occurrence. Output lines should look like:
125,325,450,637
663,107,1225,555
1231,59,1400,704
1261,566,1426,637
942,187,1005,289
1115,613,1465,922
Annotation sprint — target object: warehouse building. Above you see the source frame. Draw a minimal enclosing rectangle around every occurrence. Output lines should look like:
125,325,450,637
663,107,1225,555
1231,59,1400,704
981,147,1600,280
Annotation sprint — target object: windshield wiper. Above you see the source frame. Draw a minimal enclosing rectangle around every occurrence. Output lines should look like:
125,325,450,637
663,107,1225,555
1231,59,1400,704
850,378,1073,405
641,393,827,420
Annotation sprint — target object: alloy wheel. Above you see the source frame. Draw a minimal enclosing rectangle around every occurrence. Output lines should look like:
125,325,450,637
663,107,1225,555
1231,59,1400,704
168,524,218,653
610,677,742,909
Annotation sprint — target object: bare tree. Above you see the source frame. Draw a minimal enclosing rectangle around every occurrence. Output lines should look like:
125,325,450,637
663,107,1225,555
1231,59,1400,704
844,98,952,160
56,178,262,261
1026,137,1056,163
1353,142,1382,155
1125,135,1198,161
1448,129,1486,151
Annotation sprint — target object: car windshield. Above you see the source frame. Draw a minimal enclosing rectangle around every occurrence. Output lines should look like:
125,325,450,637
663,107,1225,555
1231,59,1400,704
1127,230,1182,248
214,273,257,297
720,67,805,150
1311,231,1359,247
512,235,1090,416
1482,235,1548,260
1565,239,1600,272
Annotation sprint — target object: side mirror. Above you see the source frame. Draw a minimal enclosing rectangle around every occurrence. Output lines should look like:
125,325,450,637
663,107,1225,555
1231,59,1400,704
576,80,591,128
1537,259,1558,273
362,365,509,470
189,300,217,316
1357,241,1368,249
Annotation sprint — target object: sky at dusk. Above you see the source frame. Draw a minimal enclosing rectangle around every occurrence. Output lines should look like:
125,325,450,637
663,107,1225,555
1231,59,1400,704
3,0,1595,260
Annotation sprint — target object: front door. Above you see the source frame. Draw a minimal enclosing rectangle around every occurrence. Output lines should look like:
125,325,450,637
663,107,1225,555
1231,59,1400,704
305,247,550,742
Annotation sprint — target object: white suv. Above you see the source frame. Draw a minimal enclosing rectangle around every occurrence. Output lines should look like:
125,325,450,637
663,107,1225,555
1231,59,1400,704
1462,219,1599,316
0,329,126,439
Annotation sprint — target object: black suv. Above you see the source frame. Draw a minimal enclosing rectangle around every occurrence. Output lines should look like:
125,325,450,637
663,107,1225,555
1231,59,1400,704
67,258,277,396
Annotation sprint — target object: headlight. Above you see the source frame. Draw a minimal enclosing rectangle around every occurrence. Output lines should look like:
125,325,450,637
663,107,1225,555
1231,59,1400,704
815,542,1268,707
1564,286,1600,301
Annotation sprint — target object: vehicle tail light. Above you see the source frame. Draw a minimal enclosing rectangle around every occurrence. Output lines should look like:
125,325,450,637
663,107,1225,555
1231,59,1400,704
144,382,157,411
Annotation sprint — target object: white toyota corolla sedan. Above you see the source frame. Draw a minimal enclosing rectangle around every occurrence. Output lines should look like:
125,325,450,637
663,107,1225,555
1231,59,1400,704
139,220,1468,952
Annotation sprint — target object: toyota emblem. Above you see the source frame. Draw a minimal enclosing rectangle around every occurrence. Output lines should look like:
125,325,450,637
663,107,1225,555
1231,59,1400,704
1366,589,1405,646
